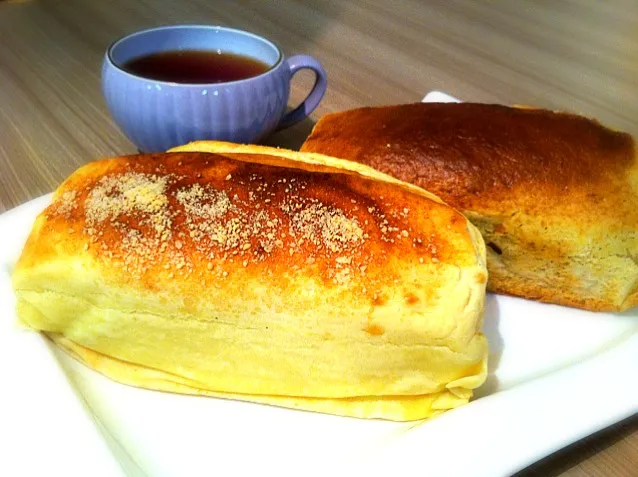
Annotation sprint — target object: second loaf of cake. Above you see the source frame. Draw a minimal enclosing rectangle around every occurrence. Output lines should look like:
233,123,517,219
301,103,638,311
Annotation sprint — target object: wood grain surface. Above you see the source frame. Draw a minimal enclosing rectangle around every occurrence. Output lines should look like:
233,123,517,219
0,0,636,475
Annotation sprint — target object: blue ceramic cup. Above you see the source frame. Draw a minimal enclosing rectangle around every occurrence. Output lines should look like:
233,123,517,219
102,25,327,152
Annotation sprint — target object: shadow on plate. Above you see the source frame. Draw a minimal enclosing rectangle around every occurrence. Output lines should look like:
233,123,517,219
473,293,504,398
261,115,317,151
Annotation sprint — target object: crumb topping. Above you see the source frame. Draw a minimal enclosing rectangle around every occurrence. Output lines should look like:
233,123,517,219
290,203,364,253
86,173,169,225
83,172,177,276
51,190,78,216
60,160,443,287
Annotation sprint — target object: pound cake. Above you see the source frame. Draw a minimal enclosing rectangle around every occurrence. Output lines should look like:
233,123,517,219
301,103,638,311
12,145,488,421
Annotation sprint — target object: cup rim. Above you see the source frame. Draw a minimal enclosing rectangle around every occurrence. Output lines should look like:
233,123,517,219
105,24,284,87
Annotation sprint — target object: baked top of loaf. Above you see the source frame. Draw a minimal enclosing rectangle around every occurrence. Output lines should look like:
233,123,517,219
301,103,637,226
12,146,488,420
300,103,638,311
16,150,482,294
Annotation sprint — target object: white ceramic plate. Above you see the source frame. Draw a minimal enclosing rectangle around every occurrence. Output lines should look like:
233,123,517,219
0,93,636,477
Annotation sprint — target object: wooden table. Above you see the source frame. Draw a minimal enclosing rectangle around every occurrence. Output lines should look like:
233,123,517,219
0,0,636,475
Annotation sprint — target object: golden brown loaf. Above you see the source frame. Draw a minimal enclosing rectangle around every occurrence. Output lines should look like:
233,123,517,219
301,102,638,312
12,145,488,421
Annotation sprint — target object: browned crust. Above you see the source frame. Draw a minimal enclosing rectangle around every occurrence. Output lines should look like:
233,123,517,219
19,151,477,299
301,103,637,222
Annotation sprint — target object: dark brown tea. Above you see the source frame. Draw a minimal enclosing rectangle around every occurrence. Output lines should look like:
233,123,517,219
122,50,271,84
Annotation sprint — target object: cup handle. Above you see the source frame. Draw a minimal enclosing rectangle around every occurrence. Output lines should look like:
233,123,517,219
276,55,327,131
